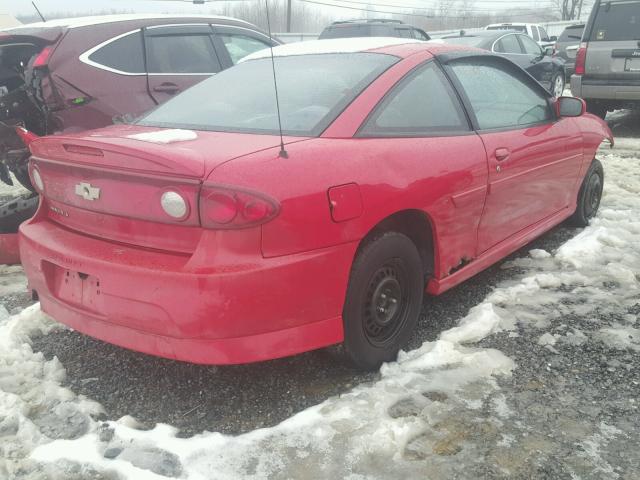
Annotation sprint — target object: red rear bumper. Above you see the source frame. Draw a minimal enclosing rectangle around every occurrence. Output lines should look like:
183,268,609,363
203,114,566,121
19,219,355,364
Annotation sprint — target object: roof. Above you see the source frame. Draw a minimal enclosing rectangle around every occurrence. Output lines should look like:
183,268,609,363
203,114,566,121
4,13,253,32
329,19,405,25
486,22,530,27
442,30,515,39
241,37,424,61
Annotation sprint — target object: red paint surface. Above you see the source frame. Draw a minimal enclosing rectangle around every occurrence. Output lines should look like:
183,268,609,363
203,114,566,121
19,43,613,364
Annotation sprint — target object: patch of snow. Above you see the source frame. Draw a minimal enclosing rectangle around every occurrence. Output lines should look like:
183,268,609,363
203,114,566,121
597,326,640,351
529,248,551,259
126,129,197,144
0,265,28,297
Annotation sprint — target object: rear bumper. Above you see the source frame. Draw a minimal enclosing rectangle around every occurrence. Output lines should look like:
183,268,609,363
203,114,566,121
19,218,355,364
571,75,640,101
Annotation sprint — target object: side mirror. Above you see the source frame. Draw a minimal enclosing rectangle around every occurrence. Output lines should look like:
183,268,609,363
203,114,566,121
549,35,558,42
556,96,585,117
544,46,554,56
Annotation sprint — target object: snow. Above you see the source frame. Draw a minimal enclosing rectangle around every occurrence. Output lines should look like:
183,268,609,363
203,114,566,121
240,37,422,62
0,142,639,478
126,129,198,144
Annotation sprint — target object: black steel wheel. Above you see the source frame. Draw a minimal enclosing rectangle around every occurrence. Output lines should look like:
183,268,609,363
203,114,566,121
569,159,604,227
343,232,423,370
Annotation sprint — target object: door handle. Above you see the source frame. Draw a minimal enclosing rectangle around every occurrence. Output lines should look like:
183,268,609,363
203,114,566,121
153,83,179,94
495,148,510,161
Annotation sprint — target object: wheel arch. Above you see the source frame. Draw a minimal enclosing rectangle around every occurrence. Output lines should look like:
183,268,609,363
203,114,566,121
355,209,437,279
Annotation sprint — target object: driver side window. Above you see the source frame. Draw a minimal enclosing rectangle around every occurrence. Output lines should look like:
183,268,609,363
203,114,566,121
450,60,552,130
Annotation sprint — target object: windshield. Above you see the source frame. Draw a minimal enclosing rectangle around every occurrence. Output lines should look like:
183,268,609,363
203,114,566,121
138,53,398,136
487,25,527,33
442,36,485,47
590,0,640,41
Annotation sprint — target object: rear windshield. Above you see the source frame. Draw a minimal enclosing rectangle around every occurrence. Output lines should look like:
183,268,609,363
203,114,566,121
487,25,527,33
558,25,584,42
319,25,390,39
138,53,398,136
590,1,640,41
442,36,485,47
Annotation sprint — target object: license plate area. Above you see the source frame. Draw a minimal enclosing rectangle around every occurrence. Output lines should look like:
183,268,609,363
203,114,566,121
42,261,104,314
625,57,640,72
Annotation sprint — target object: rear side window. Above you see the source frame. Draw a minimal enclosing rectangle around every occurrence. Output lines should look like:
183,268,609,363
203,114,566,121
139,53,398,136
319,25,389,39
219,33,271,64
487,25,527,33
590,1,640,41
539,26,549,41
450,60,552,129
359,63,468,136
494,34,523,54
531,26,540,41
87,31,144,74
558,25,584,41
146,34,220,73
394,28,413,38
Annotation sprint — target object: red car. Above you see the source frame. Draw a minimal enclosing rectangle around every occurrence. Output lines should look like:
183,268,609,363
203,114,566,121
19,39,613,370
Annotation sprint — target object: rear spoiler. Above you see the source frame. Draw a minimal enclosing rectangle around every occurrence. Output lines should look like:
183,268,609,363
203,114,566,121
0,26,64,45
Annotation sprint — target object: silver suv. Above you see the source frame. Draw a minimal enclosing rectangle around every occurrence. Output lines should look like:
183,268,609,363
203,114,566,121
570,0,640,118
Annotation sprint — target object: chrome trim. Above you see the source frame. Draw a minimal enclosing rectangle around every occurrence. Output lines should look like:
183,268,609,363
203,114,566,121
148,72,216,76
79,29,145,76
79,23,274,77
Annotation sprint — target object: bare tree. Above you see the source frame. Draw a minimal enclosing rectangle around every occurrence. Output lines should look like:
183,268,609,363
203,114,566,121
553,0,582,20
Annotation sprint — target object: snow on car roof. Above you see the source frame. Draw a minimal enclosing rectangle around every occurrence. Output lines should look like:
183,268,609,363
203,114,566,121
240,37,423,62
5,13,253,31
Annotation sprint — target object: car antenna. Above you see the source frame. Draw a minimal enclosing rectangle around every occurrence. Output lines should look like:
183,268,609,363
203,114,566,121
264,0,288,158
32,1,46,22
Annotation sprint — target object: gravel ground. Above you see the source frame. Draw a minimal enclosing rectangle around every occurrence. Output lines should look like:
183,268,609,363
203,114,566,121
1,111,638,478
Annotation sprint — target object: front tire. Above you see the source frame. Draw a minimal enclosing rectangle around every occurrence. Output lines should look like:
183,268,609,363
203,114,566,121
569,159,604,227
343,232,423,370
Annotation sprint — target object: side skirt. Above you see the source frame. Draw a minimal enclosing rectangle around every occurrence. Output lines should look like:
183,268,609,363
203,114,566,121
426,206,574,295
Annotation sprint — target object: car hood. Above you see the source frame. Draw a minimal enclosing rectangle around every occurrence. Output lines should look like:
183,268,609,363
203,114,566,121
29,125,310,179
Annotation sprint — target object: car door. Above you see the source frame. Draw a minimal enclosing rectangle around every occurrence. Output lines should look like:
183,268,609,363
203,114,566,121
446,56,583,254
355,61,489,276
143,24,222,104
518,34,555,89
212,25,274,67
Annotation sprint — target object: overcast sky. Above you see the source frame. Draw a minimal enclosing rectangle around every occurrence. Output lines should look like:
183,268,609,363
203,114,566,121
4,0,571,17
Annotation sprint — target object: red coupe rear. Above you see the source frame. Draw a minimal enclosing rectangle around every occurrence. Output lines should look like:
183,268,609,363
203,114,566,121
19,39,613,369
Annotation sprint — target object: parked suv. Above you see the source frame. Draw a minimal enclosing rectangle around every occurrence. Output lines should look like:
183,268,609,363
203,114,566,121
555,23,584,79
570,0,640,118
0,14,277,191
485,23,556,49
319,19,430,41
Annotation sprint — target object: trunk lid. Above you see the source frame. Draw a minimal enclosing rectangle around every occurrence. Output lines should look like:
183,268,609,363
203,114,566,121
30,125,306,252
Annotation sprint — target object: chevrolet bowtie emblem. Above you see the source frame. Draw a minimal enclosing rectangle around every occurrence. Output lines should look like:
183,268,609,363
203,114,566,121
75,182,101,201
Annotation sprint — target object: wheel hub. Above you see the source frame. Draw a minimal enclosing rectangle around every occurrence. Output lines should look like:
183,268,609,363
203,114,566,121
363,263,409,346
371,277,401,327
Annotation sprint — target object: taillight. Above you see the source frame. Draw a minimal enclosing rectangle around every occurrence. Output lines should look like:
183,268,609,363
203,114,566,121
574,42,588,75
199,184,279,229
32,45,53,69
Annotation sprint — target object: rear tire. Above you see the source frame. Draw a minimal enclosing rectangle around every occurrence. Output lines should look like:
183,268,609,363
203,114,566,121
342,232,423,370
569,159,604,227
586,101,608,120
